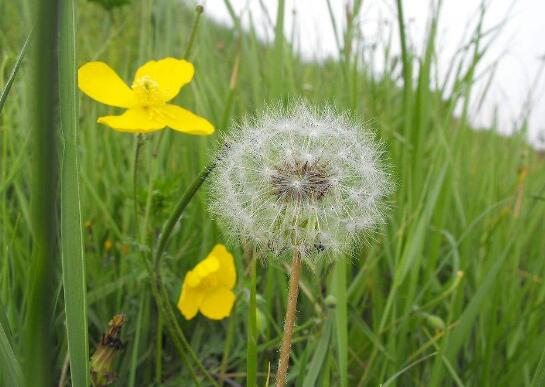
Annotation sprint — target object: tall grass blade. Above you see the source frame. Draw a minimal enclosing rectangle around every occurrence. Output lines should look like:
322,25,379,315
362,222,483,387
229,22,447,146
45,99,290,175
23,0,60,385
272,0,286,99
59,0,89,385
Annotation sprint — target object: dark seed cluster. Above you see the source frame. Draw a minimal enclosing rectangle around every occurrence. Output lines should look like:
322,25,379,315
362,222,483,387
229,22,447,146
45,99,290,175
270,159,333,202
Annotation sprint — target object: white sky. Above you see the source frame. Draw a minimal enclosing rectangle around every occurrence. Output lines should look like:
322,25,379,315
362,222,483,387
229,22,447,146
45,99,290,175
204,0,545,148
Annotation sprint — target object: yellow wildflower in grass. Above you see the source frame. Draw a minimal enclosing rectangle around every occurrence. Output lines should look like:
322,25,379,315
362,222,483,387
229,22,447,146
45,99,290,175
77,57,214,135
178,244,236,320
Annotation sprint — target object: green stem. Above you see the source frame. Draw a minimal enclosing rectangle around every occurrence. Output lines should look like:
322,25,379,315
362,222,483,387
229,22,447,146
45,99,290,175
155,312,162,384
157,282,219,386
334,260,348,387
220,299,237,384
139,254,201,384
132,135,208,384
247,255,257,387
147,163,218,386
133,134,144,235
183,5,204,59
153,163,215,270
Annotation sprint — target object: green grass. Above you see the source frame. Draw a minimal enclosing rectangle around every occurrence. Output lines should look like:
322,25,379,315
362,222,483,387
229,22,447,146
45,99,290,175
1,0,545,386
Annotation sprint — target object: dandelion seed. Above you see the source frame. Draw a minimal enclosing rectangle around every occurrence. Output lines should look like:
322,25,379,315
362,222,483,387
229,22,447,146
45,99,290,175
77,58,214,135
208,102,391,265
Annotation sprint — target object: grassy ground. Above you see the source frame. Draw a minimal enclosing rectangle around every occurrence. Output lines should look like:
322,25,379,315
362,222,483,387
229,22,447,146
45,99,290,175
1,0,545,386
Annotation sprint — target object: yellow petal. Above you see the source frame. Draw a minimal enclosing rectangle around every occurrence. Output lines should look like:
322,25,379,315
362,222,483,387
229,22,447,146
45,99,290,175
78,62,137,108
97,108,165,133
208,244,236,289
199,287,235,320
185,271,202,288
177,280,204,320
195,257,220,277
156,104,214,135
134,58,194,102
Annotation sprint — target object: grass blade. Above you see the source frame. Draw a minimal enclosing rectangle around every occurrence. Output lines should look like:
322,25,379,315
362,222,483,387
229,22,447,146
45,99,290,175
302,317,332,387
59,0,89,385
247,256,257,387
530,346,545,387
23,0,60,385
334,260,348,387
0,303,22,386
0,33,30,115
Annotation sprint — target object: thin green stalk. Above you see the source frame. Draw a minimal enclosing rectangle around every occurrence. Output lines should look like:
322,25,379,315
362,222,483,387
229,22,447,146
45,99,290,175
130,228,214,383
24,0,59,385
247,256,257,387
131,134,215,383
220,302,237,384
153,164,215,270
156,280,219,386
139,255,200,384
183,5,204,59
59,0,89,385
272,0,286,99
155,313,163,384
395,0,413,185
334,260,348,387
133,134,144,236
128,295,145,387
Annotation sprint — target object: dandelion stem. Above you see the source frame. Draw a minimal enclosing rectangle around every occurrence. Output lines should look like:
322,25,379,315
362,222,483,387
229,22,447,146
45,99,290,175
275,251,302,387
132,134,144,235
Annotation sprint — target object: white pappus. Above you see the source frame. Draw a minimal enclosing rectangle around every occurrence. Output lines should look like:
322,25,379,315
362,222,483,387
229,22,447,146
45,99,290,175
208,102,392,265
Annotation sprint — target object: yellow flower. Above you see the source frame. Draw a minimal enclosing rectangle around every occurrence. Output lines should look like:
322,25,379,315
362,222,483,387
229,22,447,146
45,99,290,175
77,58,214,135
177,244,236,320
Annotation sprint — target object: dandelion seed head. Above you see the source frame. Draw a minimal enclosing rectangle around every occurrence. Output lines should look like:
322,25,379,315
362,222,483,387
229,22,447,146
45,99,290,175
208,102,392,263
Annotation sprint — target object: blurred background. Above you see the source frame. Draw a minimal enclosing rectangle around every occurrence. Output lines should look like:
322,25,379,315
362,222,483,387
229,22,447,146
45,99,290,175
209,0,545,147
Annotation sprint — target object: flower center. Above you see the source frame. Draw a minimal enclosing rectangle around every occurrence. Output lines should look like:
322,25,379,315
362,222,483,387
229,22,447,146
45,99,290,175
270,159,333,202
132,75,164,106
